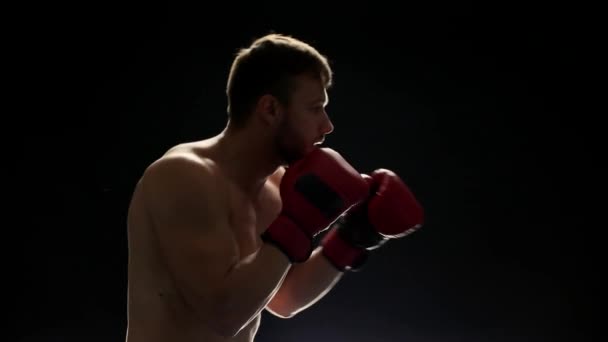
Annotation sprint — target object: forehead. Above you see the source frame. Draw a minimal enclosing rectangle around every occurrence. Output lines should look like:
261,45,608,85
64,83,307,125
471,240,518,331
290,74,327,103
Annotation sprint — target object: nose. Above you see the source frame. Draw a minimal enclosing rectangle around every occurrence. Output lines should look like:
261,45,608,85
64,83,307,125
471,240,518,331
322,111,334,135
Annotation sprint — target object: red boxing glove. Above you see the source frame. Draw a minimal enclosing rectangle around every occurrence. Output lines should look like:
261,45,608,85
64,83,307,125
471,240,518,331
262,147,369,263
321,168,424,271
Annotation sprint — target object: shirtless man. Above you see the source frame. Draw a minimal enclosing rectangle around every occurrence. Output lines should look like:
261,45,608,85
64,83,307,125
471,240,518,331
125,33,424,342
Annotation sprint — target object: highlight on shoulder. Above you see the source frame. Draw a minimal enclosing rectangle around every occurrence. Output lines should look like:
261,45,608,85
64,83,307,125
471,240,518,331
140,149,220,196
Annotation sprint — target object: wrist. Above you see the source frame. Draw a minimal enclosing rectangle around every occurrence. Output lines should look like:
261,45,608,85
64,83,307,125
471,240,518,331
320,223,369,272
262,215,313,263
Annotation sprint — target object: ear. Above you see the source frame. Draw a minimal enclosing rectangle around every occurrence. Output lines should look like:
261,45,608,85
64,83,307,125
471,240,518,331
255,94,283,127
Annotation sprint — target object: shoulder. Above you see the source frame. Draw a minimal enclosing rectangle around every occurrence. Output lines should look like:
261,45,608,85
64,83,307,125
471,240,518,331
146,149,217,188
146,141,224,185
141,147,228,218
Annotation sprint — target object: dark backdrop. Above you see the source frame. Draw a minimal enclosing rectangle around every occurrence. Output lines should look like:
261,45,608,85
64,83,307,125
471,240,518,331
10,2,600,341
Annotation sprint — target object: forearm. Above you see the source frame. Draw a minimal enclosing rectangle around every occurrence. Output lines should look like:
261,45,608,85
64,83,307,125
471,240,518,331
267,245,343,317
215,242,291,336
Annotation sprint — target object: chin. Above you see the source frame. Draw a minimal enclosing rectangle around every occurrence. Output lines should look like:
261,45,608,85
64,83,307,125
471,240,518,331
276,135,316,165
278,148,303,165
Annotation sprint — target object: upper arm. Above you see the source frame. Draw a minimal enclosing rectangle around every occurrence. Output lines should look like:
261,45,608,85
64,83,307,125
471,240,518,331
141,155,238,319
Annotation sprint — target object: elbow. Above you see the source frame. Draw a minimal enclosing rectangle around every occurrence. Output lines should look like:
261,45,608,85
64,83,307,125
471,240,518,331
267,307,295,319
265,301,300,319
274,311,297,319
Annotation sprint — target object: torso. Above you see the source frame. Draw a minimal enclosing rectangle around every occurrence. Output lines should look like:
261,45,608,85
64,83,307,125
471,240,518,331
125,141,282,342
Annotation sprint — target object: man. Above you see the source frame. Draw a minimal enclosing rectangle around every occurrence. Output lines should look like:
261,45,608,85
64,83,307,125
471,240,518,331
125,33,424,342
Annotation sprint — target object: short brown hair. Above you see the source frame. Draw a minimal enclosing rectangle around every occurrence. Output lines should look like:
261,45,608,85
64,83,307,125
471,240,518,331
226,33,333,127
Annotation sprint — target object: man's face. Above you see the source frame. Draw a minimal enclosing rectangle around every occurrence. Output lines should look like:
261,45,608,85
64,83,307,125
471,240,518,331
274,73,334,165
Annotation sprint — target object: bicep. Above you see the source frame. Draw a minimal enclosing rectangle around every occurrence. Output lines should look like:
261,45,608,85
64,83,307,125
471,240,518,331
142,156,239,315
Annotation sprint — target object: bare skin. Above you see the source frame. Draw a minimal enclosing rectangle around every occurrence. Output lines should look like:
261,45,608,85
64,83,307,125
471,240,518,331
126,140,285,342
126,73,341,342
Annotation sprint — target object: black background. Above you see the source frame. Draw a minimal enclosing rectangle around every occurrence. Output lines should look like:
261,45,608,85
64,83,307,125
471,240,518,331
9,1,602,341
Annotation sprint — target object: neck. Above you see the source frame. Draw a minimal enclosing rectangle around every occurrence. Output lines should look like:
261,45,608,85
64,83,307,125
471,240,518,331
213,122,282,197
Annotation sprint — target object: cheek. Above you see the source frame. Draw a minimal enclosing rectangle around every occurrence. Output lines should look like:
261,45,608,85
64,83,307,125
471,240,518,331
284,113,307,138
282,119,311,152
284,109,319,143
287,121,308,145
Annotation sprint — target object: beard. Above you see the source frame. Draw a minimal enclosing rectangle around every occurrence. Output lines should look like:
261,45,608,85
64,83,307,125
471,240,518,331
274,117,308,166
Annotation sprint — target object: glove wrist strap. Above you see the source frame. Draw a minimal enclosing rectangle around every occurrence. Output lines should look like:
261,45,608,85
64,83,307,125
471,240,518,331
321,227,368,272
262,215,313,263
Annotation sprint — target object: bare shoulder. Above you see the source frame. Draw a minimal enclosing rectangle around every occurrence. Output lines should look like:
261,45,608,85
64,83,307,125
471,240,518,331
140,146,229,229
136,145,240,326
146,147,218,189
